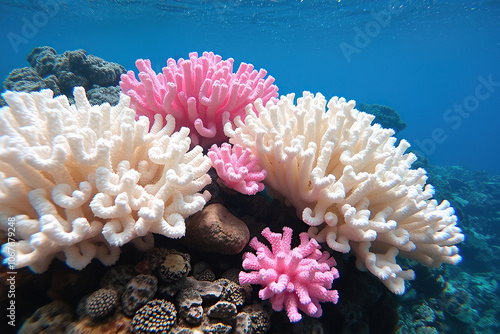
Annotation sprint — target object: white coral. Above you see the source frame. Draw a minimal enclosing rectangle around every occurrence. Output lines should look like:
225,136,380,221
225,91,464,294
0,88,211,273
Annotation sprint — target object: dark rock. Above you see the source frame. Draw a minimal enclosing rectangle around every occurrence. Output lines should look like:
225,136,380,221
177,289,204,325
67,49,87,69
53,51,71,75
182,276,223,301
410,264,447,298
58,70,89,95
203,323,232,334
234,312,252,334
2,46,126,106
357,102,406,133
157,276,223,301
121,274,158,317
207,301,237,320
215,278,245,307
146,248,170,273
158,250,191,283
241,304,271,334
157,279,187,299
192,262,216,282
84,54,126,86
26,46,58,77
87,85,122,105
2,67,61,95
100,265,136,295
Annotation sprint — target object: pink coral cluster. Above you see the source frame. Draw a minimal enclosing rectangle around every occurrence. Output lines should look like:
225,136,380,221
239,227,339,323
120,52,278,148
208,143,267,195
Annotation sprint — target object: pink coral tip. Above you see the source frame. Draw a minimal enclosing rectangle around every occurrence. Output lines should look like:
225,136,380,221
209,143,266,195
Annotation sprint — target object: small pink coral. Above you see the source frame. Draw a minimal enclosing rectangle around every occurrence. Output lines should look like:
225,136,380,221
239,227,339,323
208,143,267,195
120,52,278,148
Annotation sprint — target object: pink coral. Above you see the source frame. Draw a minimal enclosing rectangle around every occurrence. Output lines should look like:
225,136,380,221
120,52,278,148
208,143,267,195
239,227,339,323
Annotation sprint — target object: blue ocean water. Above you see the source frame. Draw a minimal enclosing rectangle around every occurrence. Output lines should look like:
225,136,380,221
1,0,499,175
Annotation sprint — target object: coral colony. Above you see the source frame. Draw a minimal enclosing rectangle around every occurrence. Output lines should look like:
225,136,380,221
0,51,464,323
239,227,339,322
0,87,211,273
120,52,279,148
225,92,464,295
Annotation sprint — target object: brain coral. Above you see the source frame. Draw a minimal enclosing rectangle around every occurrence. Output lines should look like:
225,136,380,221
0,88,211,272
85,288,119,319
131,299,177,334
226,91,464,294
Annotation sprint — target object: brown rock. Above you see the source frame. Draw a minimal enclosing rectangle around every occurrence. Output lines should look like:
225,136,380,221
66,312,131,334
18,301,73,334
184,204,250,254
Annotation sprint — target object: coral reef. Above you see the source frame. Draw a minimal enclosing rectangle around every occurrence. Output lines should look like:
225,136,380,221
4,49,492,333
395,164,500,333
0,88,211,272
227,91,464,294
120,52,279,148
425,165,500,273
12,177,421,333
